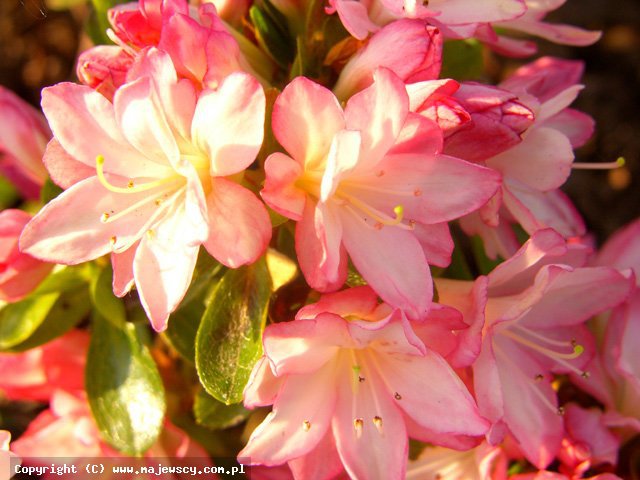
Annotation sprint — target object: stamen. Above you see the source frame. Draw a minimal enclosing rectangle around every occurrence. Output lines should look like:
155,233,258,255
303,420,311,432
502,328,584,360
96,155,181,194
372,416,383,433
394,392,402,400
109,236,117,247
101,212,110,222
354,418,364,438
514,326,580,349
343,201,413,231
573,157,625,170
100,193,168,224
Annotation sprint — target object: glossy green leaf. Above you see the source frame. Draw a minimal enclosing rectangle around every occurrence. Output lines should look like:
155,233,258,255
86,311,165,455
194,388,251,430
0,266,90,350
6,288,91,352
196,258,271,405
90,264,126,326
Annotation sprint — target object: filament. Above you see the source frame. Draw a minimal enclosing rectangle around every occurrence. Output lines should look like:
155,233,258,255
573,157,625,170
96,155,182,194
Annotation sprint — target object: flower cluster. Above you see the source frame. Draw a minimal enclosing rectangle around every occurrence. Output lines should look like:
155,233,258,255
0,0,637,479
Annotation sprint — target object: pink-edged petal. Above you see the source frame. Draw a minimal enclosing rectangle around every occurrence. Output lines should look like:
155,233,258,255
543,108,594,149
564,404,619,466
494,334,563,469
240,360,338,465
332,0,380,40
133,208,201,331
436,277,489,368
288,428,345,480
500,17,601,49
297,286,380,322
20,176,159,264
295,201,348,292
114,76,180,167
263,314,351,377
347,311,425,356
537,85,584,123
332,362,408,480
262,152,306,221
377,349,489,436
410,222,453,268
320,130,362,202
428,0,526,24
192,72,265,177
333,20,442,100
502,180,586,237
41,83,171,179
386,113,443,156
243,356,285,409
344,68,409,171
519,266,633,329
111,243,137,297
76,45,132,101
488,127,574,192
597,218,640,280
43,139,94,189
273,77,345,169
203,178,271,268
340,208,431,320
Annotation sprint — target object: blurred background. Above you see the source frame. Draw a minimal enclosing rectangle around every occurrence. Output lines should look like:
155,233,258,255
0,0,639,243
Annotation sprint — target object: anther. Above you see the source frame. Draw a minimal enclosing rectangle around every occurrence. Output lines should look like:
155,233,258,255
372,416,383,433
147,229,155,239
155,198,163,206
413,189,422,196
374,222,383,230
358,376,365,383
581,371,590,379
101,212,110,222
376,170,385,177
354,418,364,438
127,181,134,188
109,236,117,247
535,374,544,381
303,420,311,432
557,406,565,416
394,392,402,400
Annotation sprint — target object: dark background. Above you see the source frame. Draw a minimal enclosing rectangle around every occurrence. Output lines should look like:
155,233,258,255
1,0,639,244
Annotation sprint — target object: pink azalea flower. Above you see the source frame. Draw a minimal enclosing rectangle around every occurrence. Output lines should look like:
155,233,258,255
0,210,54,303
511,472,621,480
406,441,508,480
262,68,500,319
458,57,593,259
20,48,270,331
0,330,88,401
571,218,640,440
435,230,632,469
326,0,526,41
77,0,269,99
0,86,50,199
240,287,489,480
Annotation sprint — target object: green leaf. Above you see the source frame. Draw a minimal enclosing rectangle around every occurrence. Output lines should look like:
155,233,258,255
0,266,90,350
6,288,91,352
471,235,503,275
196,258,271,405
86,311,165,455
250,2,295,69
440,39,485,81
90,264,126,326
88,0,129,45
193,388,251,430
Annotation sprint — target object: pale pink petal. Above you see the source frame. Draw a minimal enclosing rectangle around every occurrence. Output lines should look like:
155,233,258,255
344,68,409,171
203,178,270,268
296,286,380,321
76,45,132,101
41,83,171,178
543,108,594,148
295,201,348,292
320,130,362,202
20,176,159,264
263,315,351,377
333,20,442,100
192,72,265,177
114,76,180,166
564,404,619,466
272,77,345,169
244,357,284,409
332,362,407,480
596,218,640,279
428,0,526,24
412,222,453,267
288,429,345,480
262,152,306,221
111,243,137,297
42,139,94,189
377,349,489,436
340,208,432,320
240,360,338,465
519,266,633,329
332,0,380,39
133,207,201,331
